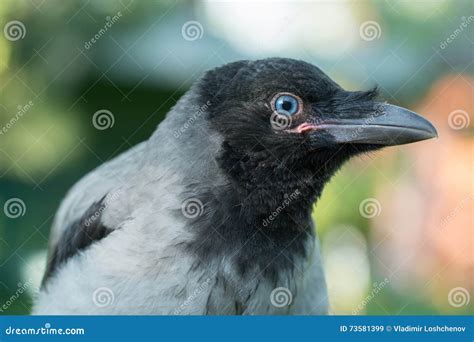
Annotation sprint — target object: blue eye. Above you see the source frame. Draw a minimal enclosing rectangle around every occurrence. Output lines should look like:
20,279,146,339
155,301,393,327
273,94,301,116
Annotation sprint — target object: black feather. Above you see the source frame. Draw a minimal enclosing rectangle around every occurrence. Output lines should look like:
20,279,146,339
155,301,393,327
41,196,113,287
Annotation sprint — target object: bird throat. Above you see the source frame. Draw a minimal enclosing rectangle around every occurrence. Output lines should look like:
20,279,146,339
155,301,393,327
183,143,333,281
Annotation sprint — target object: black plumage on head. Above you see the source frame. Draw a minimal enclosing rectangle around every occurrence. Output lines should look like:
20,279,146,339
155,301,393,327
181,58,436,280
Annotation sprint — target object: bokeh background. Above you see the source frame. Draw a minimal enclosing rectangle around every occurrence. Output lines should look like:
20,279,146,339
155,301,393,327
0,0,472,315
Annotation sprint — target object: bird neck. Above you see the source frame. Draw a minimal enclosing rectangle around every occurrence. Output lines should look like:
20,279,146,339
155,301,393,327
183,143,335,280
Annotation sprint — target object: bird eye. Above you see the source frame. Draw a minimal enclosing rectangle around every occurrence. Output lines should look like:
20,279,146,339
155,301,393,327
272,93,302,116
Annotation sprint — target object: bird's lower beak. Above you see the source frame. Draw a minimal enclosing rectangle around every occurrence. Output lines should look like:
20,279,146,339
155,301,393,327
307,104,437,146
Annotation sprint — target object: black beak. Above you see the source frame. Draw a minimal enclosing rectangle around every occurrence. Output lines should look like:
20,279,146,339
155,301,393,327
312,104,438,146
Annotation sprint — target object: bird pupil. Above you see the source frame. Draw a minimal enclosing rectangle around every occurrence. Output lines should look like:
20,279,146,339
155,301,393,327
282,101,292,111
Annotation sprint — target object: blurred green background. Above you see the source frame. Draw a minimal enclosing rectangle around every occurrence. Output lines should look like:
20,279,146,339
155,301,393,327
0,0,472,315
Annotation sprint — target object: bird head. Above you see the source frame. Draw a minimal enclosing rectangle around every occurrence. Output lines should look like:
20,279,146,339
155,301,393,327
167,58,437,277
197,58,437,199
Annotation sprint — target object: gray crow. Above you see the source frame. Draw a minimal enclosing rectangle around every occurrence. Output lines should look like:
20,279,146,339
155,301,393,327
33,58,437,315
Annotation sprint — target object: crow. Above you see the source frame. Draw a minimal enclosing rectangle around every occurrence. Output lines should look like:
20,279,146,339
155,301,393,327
33,58,437,315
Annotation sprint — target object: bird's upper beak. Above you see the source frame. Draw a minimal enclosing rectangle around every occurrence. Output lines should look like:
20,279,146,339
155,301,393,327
302,103,437,146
